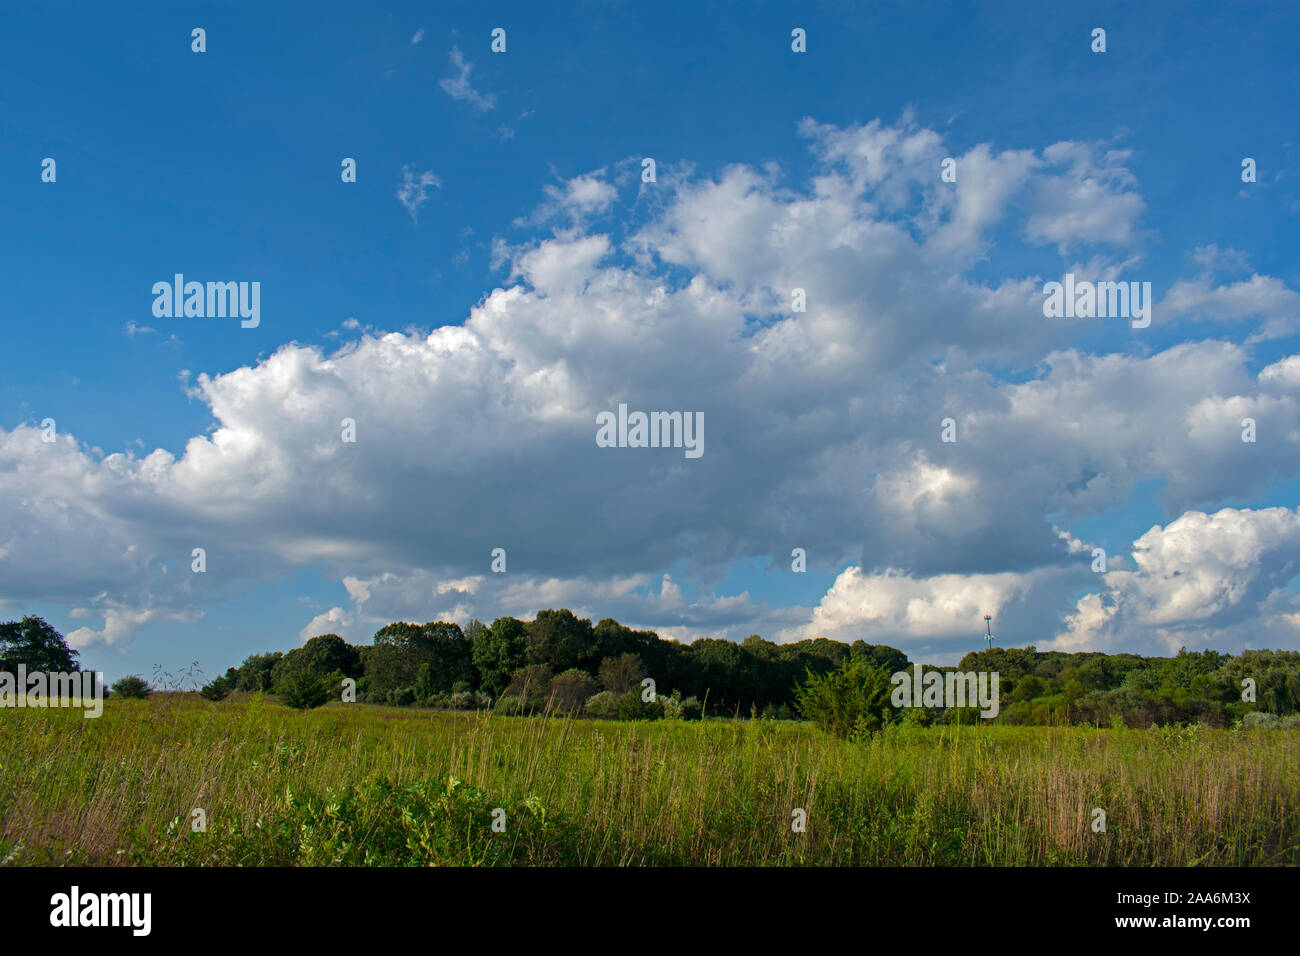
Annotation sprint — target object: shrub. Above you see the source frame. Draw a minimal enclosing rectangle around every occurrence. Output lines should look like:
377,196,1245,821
899,703,934,727
279,670,334,710
661,692,702,720
584,690,620,718
615,687,662,720
111,675,152,699
597,653,646,694
199,676,231,701
795,658,894,739
1242,711,1281,730
550,668,598,712
936,705,984,726
505,664,553,708
412,663,439,703
387,686,416,707
449,690,492,710
494,694,529,716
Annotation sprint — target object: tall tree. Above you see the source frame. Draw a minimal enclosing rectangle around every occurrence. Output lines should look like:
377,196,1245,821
297,634,362,678
231,652,282,692
525,609,594,672
0,616,80,672
271,634,362,693
417,621,473,693
373,621,424,649
550,668,598,711
598,653,646,694
363,643,421,699
472,617,528,697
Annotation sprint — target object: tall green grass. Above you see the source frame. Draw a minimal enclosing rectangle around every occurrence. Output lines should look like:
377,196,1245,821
1,695,1296,865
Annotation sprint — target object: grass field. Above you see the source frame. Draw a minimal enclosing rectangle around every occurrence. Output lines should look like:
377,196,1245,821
2,694,1297,866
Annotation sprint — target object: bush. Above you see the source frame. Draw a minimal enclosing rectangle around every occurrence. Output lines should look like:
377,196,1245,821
936,705,984,726
494,694,530,716
505,664,553,708
795,659,894,739
615,687,662,720
111,675,151,699
449,690,492,710
1241,711,1281,730
412,663,439,703
1236,712,1300,730
387,686,416,707
279,670,334,710
597,653,646,694
584,690,620,718
550,668,598,712
661,692,703,720
199,676,231,701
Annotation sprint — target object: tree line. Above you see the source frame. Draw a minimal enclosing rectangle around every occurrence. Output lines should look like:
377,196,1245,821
197,610,903,717
196,610,1300,728
797,645,1300,736
4,612,1298,729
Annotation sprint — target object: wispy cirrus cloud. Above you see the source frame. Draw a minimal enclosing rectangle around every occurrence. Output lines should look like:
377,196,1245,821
396,165,441,223
439,46,496,111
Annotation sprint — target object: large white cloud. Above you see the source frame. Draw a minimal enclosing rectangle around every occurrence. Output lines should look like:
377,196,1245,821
2,117,1297,655
1052,507,1300,656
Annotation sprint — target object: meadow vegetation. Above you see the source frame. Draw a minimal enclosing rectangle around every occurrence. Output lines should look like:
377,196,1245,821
2,695,1297,867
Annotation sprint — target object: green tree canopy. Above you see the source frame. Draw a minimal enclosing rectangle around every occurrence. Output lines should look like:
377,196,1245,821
550,668,598,711
363,642,423,699
526,609,594,673
0,616,80,672
472,617,528,697
415,621,473,693
373,621,424,649
506,664,553,706
598,653,646,693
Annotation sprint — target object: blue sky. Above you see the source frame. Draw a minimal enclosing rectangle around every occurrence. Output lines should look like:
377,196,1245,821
2,0,1299,682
